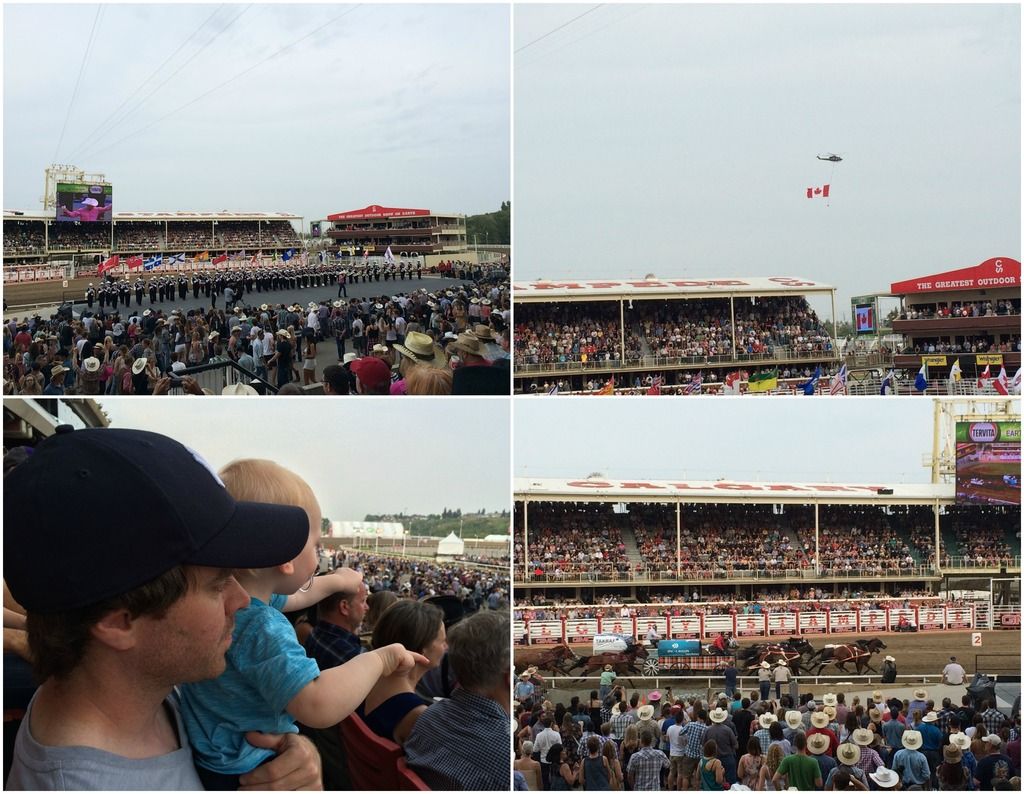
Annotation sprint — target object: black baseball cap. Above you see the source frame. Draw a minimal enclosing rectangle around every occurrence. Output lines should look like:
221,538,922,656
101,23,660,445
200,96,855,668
4,426,310,613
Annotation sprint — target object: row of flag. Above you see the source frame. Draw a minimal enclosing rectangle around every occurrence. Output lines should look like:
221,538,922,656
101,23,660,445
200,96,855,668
96,249,302,274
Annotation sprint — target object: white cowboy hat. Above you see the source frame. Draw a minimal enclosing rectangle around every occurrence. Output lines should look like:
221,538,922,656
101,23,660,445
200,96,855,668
758,714,777,730
921,711,938,723
637,705,655,721
332,300,343,308
83,357,100,373
221,382,258,396
760,661,770,669
837,743,861,765
913,688,928,700
823,706,837,721
785,711,803,729
260,304,269,311
871,690,883,702
822,693,838,707
775,660,788,666
708,708,728,724
342,352,358,365
884,655,895,662
806,734,830,755
869,768,900,789
901,730,923,750
948,732,971,750
131,358,147,375
82,197,99,207
810,712,829,728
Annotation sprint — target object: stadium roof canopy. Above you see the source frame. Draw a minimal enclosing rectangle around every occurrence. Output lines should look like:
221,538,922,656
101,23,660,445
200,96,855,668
4,210,300,221
514,477,953,506
889,257,1020,296
513,276,836,303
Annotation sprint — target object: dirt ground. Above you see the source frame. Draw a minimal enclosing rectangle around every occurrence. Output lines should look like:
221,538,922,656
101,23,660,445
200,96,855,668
516,631,1021,703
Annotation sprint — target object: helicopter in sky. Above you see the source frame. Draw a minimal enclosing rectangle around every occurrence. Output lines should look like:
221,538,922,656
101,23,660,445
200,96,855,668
816,153,843,162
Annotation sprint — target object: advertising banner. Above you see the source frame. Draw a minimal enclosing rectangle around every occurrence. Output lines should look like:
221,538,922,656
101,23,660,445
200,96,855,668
768,613,797,635
704,614,734,637
956,422,1021,506
828,611,857,633
668,615,702,639
529,621,563,644
858,610,887,633
946,607,974,629
799,611,828,635
565,619,599,643
977,354,1005,365
887,608,917,630
600,618,634,637
999,612,1021,628
635,617,669,641
917,607,946,631
736,614,766,637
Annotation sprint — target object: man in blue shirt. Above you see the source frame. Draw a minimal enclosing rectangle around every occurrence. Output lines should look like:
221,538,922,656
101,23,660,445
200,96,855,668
892,730,931,788
304,582,368,669
918,711,943,786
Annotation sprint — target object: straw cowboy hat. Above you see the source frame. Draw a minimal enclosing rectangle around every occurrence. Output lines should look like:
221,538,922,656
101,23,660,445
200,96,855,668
943,745,963,764
901,730,923,750
83,357,101,373
775,659,788,666
913,688,928,700
822,693,838,707
837,744,861,766
810,712,829,729
760,661,770,669
260,304,269,311
450,333,488,359
948,732,971,750
823,706,837,721
758,714,777,730
393,331,446,369
871,690,883,702
921,712,938,723
471,324,496,342
637,705,656,721
342,352,358,365
222,382,258,396
784,711,803,730
208,332,220,341
708,708,728,724
852,729,874,747
806,734,830,755
131,358,147,375
884,655,895,662
868,708,882,722
50,364,69,378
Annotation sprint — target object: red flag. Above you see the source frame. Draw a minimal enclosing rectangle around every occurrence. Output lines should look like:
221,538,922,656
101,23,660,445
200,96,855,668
213,253,228,265
806,184,830,198
993,366,1010,395
977,365,991,390
98,254,120,274
125,255,144,270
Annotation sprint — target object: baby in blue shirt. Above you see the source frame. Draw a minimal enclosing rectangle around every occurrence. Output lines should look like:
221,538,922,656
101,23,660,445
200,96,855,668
178,459,425,788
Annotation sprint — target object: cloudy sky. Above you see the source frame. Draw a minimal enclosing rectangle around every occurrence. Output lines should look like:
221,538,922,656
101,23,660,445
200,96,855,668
4,4,509,223
516,398,952,485
96,398,511,521
514,4,1020,321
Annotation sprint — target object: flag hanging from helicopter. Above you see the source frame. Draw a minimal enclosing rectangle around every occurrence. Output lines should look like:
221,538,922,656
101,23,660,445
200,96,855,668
807,185,830,199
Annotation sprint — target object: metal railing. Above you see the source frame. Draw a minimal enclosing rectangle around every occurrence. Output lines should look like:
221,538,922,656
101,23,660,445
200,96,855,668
942,556,1021,571
515,347,838,375
165,358,279,395
529,673,958,689
515,565,939,584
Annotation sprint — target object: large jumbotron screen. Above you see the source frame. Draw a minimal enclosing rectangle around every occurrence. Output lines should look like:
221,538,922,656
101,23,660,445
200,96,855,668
55,182,113,223
955,421,1021,505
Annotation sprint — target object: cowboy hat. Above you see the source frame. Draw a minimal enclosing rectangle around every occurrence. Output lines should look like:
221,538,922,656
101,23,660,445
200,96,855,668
921,712,938,723
471,324,496,342
611,702,623,716
393,331,446,369
332,300,343,308
342,352,358,365
450,333,487,358
871,690,883,702
806,734,830,755
901,730,923,750
131,358,147,375
222,382,258,396
948,732,971,750
637,705,655,721
913,688,928,700
143,309,152,317
50,364,69,378
775,659,788,666
708,708,728,724
603,664,612,671
822,693,838,707
884,655,895,662
785,711,803,729
647,691,661,702
837,743,861,765
869,768,900,789
868,707,882,722
760,661,770,669
82,197,99,207
208,332,220,341
275,329,290,338
810,712,829,728
83,357,101,373
758,714,777,730
823,706,837,721
260,304,269,311
852,728,874,747
943,745,963,764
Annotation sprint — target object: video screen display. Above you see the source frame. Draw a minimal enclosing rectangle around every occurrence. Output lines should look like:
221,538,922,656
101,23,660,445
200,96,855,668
310,221,322,238
956,422,1021,506
854,303,876,334
55,182,112,223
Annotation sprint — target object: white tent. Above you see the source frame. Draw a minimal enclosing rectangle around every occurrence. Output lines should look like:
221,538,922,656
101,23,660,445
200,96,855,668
435,532,465,559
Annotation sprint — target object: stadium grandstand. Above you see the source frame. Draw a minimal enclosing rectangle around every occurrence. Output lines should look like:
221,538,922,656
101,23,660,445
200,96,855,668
513,276,842,395
324,204,468,258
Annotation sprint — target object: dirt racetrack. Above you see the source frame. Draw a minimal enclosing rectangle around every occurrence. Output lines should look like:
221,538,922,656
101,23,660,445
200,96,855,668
516,630,1021,680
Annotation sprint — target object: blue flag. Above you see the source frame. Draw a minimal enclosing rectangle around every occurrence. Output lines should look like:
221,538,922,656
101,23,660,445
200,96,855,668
143,254,163,271
880,369,895,395
799,366,821,395
166,253,185,266
914,363,928,392
282,248,296,262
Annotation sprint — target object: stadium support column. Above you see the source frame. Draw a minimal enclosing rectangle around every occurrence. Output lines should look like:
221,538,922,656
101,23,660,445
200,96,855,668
676,501,681,578
814,502,820,575
620,300,626,363
522,500,529,581
933,500,940,573
729,297,736,354
830,290,837,344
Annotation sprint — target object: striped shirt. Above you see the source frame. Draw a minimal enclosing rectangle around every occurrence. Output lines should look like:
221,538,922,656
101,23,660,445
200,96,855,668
681,722,708,758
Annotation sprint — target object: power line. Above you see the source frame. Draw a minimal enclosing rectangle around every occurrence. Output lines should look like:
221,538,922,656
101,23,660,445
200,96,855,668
518,4,651,69
53,5,104,162
515,4,604,55
67,4,229,163
83,5,363,162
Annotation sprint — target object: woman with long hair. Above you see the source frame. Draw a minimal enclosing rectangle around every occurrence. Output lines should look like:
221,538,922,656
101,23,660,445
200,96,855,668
737,736,764,789
757,744,785,791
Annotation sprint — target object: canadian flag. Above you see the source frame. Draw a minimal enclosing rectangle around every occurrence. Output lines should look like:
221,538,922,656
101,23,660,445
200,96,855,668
806,184,830,198
723,371,742,395
993,366,1010,395
125,255,144,270
977,365,991,390
98,254,119,274
213,253,228,265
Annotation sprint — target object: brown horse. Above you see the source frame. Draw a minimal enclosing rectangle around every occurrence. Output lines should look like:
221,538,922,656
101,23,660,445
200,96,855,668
812,638,887,675
514,642,581,675
569,643,650,676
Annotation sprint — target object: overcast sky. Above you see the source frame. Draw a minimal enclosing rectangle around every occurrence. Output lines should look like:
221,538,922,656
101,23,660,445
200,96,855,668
4,4,509,222
515,398,948,485
514,4,1020,321
97,398,511,521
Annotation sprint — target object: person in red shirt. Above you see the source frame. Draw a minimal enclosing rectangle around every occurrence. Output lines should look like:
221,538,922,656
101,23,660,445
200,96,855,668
807,711,840,756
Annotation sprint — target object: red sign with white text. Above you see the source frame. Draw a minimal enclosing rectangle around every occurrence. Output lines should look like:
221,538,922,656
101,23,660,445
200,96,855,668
326,205,430,221
890,258,1020,295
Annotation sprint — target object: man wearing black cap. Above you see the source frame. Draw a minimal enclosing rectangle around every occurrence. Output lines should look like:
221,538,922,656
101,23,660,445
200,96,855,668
4,426,323,790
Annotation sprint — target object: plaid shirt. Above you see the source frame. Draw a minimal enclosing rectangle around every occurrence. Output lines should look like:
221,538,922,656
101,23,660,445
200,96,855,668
981,708,1005,736
626,746,669,790
936,707,955,734
680,721,708,758
303,621,363,669
578,731,610,758
611,711,636,740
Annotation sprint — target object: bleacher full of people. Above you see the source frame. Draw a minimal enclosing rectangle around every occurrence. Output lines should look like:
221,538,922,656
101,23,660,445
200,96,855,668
943,506,1019,567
